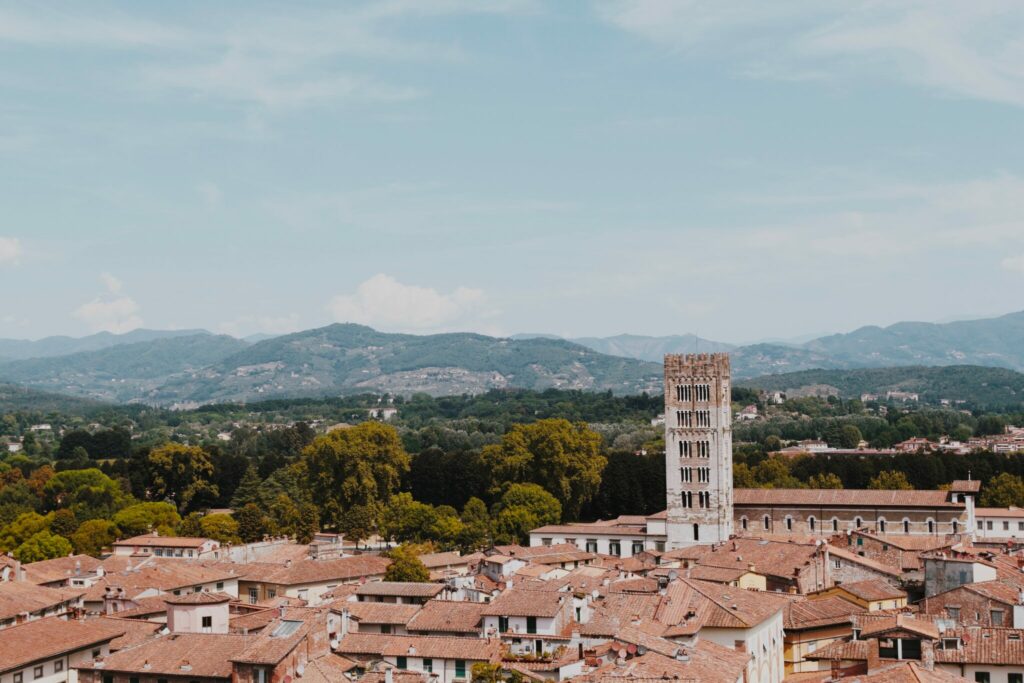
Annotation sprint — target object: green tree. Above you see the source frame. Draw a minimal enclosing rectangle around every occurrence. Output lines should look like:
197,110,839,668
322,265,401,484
976,415,1007,437
178,511,204,537
70,519,117,556
296,503,319,544
43,469,129,521
338,504,378,546
233,503,270,543
733,463,757,488
0,512,49,551
482,419,606,521
839,425,863,449
48,509,79,538
230,464,263,508
379,493,439,544
808,472,844,489
199,513,241,544
457,497,491,551
113,502,181,537
148,444,219,512
754,457,804,489
868,470,914,490
269,494,302,538
14,531,72,562
491,483,561,545
981,473,1024,507
302,422,410,531
384,544,430,582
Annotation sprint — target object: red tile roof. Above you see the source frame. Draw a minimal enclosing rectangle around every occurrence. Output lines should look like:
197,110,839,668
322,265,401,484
74,632,256,678
735,488,959,508
336,633,503,662
0,617,125,672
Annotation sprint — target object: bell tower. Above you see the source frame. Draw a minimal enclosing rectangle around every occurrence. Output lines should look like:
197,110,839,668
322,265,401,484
664,353,733,548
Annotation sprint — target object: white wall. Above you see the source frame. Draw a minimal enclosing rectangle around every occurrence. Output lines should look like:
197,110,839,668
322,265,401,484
700,610,785,683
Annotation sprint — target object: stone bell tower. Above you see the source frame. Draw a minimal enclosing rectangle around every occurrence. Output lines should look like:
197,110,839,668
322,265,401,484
664,353,733,548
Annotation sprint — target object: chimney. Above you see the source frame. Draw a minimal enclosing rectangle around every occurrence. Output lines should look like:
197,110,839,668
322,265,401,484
278,604,286,619
830,658,841,680
734,640,746,652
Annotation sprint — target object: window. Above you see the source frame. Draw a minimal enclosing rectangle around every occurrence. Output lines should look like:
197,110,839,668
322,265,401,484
456,660,467,678
856,536,863,546
991,610,1004,626
953,520,959,533
14,674,22,683
655,541,665,552
54,661,64,673
397,656,407,669
248,587,259,604
35,667,44,680
499,616,510,632
808,517,816,532
632,541,644,555
987,521,993,531
693,524,699,542
855,517,863,529
1005,521,1011,531
423,659,433,673
974,673,990,683
381,624,392,634
609,540,621,556
1008,674,1022,683
585,539,597,553
833,559,841,569
978,521,984,530
1019,522,1024,531
216,582,224,590
202,615,213,632
785,517,793,531
527,616,537,633
103,677,112,683
740,517,748,531
254,669,267,683
928,519,935,534
541,537,552,546
267,589,276,599
878,519,886,533
903,519,910,534
947,607,960,621
763,515,770,530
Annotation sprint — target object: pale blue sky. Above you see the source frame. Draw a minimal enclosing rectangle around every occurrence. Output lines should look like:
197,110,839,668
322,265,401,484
2,1,1023,343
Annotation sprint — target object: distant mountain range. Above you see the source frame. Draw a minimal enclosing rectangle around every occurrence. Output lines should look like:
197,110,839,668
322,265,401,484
1,310,1023,405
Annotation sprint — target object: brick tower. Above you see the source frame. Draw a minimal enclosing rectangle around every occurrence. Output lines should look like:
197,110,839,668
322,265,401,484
664,353,733,548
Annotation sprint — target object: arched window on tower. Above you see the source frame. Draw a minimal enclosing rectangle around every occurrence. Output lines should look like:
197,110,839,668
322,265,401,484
808,516,816,532
763,515,770,530
903,519,911,534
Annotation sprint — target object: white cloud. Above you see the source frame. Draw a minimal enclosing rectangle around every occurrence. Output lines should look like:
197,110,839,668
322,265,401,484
0,237,21,265
327,273,493,332
1002,254,1024,273
73,274,143,334
600,1,1024,107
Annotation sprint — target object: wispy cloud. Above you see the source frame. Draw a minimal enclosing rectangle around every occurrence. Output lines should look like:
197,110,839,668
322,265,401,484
0,2,532,109
73,273,143,333
599,1,1024,107
0,237,22,265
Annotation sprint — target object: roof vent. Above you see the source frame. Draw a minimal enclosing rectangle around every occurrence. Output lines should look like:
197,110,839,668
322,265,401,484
180,660,192,672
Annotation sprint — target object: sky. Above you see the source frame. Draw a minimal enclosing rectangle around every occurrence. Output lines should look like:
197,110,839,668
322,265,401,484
1,1,1023,344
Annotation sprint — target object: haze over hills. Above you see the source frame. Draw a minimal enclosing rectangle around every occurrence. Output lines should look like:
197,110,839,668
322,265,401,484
0,310,1023,405
0,328,208,361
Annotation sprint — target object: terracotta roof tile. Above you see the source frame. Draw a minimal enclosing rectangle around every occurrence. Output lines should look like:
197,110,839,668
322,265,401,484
481,589,566,618
0,617,125,672
344,602,421,626
406,600,485,634
21,554,102,585
74,632,256,678
355,582,444,598
0,581,82,621
735,488,958,508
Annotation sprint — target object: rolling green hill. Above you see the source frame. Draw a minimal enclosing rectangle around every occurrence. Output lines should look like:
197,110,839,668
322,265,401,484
0,334,249,403
155,324,663,404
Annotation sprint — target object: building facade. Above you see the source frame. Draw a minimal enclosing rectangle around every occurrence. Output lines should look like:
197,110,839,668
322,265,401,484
664,353,733,548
